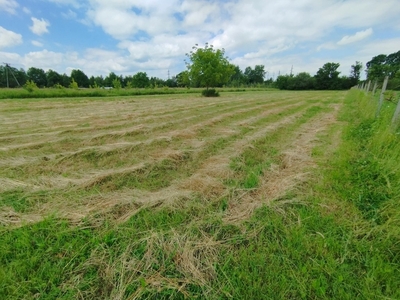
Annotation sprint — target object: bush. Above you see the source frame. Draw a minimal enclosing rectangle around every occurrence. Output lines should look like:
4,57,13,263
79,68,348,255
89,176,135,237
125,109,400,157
23,80,38,92
201,88,219,97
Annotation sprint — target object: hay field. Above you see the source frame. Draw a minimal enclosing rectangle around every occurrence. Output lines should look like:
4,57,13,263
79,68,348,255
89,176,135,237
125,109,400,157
0,90,353,298
0,91,341,226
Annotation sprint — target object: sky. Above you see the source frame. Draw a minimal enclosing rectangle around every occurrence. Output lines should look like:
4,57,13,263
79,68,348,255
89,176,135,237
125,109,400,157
0,0,399,80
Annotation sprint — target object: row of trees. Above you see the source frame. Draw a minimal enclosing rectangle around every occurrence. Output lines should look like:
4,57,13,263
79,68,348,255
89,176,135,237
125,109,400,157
366,50,400,90
0,66,178,89
275,62,362,90
2,47,399,91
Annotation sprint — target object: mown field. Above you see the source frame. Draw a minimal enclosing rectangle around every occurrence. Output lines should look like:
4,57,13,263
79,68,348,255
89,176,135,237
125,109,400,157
1,90,399,299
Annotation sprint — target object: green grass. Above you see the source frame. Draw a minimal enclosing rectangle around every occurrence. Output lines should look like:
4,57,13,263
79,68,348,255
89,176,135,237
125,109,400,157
1,90,399,299
0,87,278,100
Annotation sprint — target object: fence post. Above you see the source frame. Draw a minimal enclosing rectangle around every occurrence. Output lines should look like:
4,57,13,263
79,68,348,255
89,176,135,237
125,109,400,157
372,81,377,95
376,76,389,117
366,81,371,94
391,96,400,129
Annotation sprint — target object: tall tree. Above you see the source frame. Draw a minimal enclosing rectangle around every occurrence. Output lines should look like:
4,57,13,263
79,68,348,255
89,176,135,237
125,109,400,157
366,50,400,81
131,72,150,88
176,71,189,87
244,65,266,85
349,61,362,86
104,72,118,87
229,65,246,87
27,67,47,88
46,69,62,87
185,43,234,90
70,69,89,88
61,74,71,87
315,62,341,90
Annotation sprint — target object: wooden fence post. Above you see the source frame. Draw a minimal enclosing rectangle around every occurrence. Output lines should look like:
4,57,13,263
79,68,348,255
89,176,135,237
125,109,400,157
376,76,389,117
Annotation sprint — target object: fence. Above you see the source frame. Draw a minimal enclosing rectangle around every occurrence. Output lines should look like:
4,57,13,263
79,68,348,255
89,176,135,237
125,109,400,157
356,76,400,130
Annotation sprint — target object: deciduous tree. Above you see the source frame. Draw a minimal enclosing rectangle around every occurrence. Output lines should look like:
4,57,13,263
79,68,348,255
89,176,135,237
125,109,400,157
315,62,341,90
349,61,362,86
46,69,62,87
131,72,150,88
185,43,234,91
70,69,89,88
27,67,46,88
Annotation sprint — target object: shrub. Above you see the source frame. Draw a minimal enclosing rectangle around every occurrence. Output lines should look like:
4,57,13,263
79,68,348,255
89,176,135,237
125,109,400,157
23,80,38,92
69,79,79,89
201,88,220,97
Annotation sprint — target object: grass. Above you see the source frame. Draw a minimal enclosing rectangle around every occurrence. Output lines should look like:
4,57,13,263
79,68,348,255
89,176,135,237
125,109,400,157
1,90,399,299
0,87,277,100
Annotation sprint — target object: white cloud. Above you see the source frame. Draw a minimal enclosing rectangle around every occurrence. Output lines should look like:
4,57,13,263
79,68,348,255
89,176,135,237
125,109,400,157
23,7,31,14
2,0,400,80
337,28,373,45
22,50,64,69
0,0,18,14
30,17,50,36
87,0,181,40
46,0,81,9
31,40,43,47
62,9,77,19
0,26,22,49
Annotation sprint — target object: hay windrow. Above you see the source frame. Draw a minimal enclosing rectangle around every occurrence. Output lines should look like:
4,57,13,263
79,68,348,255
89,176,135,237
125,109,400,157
0,92,340,227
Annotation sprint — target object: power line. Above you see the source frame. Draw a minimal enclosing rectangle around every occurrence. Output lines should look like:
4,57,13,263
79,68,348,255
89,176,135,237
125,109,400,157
3,62,21,87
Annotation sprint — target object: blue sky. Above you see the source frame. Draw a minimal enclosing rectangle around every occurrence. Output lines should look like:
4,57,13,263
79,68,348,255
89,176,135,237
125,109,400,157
1,0,399,80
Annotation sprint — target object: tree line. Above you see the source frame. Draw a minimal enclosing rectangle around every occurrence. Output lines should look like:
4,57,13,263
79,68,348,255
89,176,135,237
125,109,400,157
1,49,399,91
0,66,178,89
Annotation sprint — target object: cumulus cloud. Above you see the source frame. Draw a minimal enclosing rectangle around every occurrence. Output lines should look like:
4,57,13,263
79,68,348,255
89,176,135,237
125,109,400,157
0,26,22,49
337,28,373,45
2,0,400,80
30,17,50,36
0,0,18,14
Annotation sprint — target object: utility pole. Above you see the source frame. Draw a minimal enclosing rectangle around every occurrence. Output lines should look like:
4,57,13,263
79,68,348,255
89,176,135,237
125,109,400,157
290,65,293,76
5,63,9,88
3,63,21,87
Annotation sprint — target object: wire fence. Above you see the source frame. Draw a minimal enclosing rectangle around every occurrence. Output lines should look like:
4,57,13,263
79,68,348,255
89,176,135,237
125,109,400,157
356,76,400,129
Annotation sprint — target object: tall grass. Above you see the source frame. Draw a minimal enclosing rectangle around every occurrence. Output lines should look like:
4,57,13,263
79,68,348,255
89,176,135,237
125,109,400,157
0,87,277,100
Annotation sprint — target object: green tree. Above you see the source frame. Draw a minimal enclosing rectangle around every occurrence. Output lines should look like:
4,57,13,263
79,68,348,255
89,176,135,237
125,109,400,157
315,62,341,90
291,72,315,90
229,65,246,87
27,67,47,88
112,78,122,89
176,71,190,87
46,69,62,87
185,43,234,90
349,61,362,86
61,74,71,87
0,65,26,88
131,72,150,88
244,65,266,85
366,50,400,81
70,69,89,88
275,74,292,90
104,72,118,87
